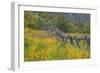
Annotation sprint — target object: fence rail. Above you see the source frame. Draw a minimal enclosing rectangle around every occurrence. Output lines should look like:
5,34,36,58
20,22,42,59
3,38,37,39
44,26,90,48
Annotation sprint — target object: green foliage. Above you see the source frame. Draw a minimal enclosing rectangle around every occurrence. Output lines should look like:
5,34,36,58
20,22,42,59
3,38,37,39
55,14,69,32
24,11,90,34
24,11,39,29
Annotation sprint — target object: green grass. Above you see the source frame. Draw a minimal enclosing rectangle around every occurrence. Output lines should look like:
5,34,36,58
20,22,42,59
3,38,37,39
24,28,90,61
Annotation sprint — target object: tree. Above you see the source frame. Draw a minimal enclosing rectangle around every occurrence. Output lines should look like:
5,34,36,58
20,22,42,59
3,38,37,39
24,11,39,29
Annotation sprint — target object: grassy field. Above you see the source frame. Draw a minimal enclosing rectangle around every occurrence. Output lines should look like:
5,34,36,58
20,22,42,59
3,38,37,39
24,28,90,61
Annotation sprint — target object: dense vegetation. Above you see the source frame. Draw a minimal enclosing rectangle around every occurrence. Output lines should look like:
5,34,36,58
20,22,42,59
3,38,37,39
24,11,90,61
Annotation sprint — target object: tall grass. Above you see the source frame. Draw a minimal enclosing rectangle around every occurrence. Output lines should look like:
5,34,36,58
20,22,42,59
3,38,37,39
24,28,90,61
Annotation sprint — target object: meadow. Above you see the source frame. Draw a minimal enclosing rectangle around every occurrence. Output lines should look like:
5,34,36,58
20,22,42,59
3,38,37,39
24,28,90,61
24,11,90,61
